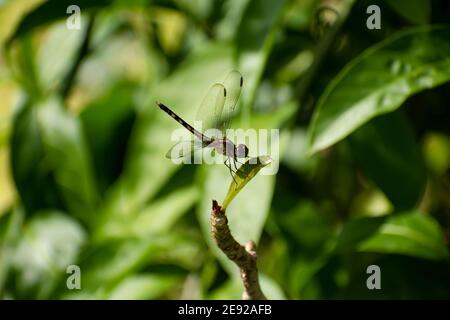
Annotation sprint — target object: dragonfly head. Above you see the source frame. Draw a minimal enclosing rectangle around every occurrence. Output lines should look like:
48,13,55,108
236,144,249,158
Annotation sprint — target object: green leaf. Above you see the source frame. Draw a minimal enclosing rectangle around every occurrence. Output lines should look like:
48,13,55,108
282,127,320,176
80,238,165,289
308,26,450,154
216,0,251,40
349,111,426,209
80,83,136,194
259,273,286,300
108,273,183,300
0,208,24,297
0,0,44,46
385,0,431,25
79,234,202,294
6,0,112,45
36,98,100,223
10,211,86,299
96,186,198,241
9,37,43,99
11,97,100,223
290,245,335,297
276,200,333,248
336,216,385,250
337,212,448,261
235,0,288,109
11,101,66,213
209,273,285,299
423,132,450,175
222,155,272,209
36,19,86,93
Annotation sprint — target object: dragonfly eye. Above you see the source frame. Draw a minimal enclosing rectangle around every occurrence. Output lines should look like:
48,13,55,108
236,144,249,158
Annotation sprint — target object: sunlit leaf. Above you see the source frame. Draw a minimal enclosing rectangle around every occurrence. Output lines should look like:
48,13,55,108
6,0,111,45
222,155,272,209
216,0,251,40
96,186,198,241
0,148,15,214
108,273,182,300
0,0,44,46
336,211,448,260
37,19,86,92
208,273,285,299
308,26,450,154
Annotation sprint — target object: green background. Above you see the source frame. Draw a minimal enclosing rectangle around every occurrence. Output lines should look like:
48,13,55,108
0,0,449,299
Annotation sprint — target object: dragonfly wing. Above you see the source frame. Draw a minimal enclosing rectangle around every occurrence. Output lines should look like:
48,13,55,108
195,83,226,137
220,70,243,133
165,140,203,159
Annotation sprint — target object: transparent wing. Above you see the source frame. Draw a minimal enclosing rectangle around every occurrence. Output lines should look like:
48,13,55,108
220,70,243,133
195,83,226,137
165,140,204,159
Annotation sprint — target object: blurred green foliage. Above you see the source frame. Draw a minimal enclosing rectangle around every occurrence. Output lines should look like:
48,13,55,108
0,0,449,299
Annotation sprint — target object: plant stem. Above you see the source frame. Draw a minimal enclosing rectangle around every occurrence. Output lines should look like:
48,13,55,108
210,200,266,300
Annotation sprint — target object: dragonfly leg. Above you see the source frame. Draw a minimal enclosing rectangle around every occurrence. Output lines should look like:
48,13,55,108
224,158,237,173
224,158,238,185
232,158,239,171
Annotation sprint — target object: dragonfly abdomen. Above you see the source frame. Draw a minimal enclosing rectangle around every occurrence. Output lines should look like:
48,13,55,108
157,102,211,143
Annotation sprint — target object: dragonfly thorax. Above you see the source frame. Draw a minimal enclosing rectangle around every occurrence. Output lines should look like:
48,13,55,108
235,143,249,159
209,139,247,159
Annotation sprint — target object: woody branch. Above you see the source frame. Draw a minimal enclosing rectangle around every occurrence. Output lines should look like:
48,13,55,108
210,200,266,300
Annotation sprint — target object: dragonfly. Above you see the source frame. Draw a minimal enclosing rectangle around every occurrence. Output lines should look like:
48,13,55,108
156,70,249,182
